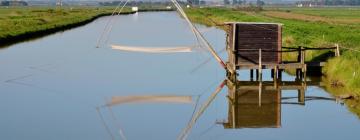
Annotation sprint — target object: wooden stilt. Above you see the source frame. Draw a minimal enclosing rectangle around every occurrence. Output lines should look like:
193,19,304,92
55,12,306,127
273,67,278,87
278,69,282,81
298,88,305,105
301,48,306,81
296,69,300,80
250,69,254,81
258,80,262,107
303,65,307,82
335,43,340,57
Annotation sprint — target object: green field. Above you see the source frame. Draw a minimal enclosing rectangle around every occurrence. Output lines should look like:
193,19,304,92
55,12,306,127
271,7,360,19
0,6,133,45
185,7,360,95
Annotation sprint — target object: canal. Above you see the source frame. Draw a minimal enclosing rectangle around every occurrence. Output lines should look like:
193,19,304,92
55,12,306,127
0,11,359,140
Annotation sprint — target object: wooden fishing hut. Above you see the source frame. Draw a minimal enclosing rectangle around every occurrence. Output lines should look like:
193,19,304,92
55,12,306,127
225,22,307,81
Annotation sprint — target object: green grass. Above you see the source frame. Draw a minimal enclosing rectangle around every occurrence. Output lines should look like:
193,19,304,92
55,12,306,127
270,7,360,19
0,6,132,44
185,7,360,95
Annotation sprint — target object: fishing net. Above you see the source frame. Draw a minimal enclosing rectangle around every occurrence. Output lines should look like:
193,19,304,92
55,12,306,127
111,45,194,53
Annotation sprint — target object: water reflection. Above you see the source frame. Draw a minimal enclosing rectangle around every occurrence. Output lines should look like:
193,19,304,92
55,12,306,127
178,78,345,139
222,80,282,129
96,78,347,139
107,95,193,106
97,95,195,140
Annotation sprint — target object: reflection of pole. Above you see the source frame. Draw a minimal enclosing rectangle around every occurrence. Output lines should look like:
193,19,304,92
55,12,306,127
177,80,226,140
107,106,128,140
96,108,115,140
298,82,306,105
277,85,281,128
258,80,262,107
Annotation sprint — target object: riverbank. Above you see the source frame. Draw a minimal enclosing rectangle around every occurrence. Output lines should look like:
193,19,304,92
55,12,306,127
185,7,360,96
0,6,173,47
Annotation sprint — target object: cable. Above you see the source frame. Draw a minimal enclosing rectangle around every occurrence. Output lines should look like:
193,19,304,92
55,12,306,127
96,1,126,48
103,0,132,47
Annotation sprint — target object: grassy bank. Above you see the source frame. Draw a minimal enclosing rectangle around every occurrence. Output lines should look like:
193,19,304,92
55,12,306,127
185,7,360,95
0,6,173,47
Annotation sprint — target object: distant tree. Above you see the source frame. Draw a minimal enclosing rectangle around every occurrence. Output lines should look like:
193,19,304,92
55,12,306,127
224,0,230,5
322,0,360,5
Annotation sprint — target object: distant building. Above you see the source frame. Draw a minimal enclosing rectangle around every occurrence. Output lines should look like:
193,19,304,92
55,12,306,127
1,0,28,6
131,7,138,12
296,1,322,7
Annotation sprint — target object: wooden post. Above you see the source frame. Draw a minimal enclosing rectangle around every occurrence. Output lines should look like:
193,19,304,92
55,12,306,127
296,70,299,80
335,43,340,57
278,69,282,81
273,67,278,87
298,89,305,105
297,46,303,79
259,80,262,107
301,48,306,80
250,69,254,81
259,49,262,81
303,64,307,82
297,46,302,62
298,81,306,105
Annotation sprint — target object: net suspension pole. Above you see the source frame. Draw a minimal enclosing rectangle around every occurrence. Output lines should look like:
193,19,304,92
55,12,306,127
170,0,227,70
96,1,125,48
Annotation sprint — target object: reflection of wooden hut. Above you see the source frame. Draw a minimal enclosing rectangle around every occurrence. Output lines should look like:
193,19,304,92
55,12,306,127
223,81,281,128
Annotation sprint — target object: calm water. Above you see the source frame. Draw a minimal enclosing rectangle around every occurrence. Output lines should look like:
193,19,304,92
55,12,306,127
0,12,359,140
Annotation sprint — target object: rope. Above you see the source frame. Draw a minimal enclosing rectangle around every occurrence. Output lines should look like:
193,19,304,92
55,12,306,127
303,47,336,50
103,0,132,46
107,106,128,140
96,0,130,48
190,47,227,74
96,107,116,140
96,0,227,70
170,0,227,70
282,46,299,49
111,45,194,53
177,80,226,140
96,1,125,48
